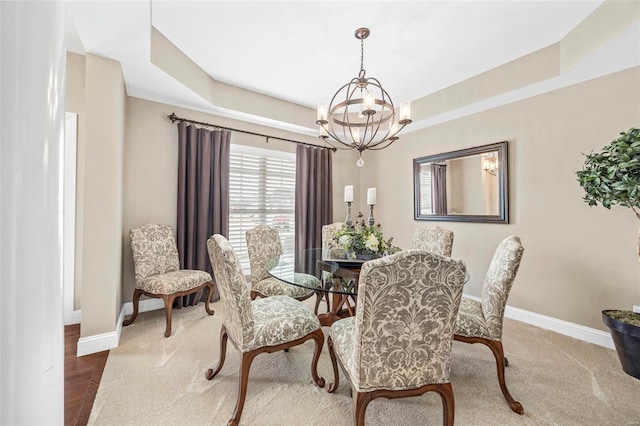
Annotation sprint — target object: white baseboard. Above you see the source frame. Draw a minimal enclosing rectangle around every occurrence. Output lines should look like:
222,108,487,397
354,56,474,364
64,309,82,326
463,294,614,350
76,299,165,357
122,297,165,315
77,307,125,357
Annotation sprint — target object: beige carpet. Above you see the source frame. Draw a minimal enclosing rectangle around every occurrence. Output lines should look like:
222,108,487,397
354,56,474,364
89,301,640,425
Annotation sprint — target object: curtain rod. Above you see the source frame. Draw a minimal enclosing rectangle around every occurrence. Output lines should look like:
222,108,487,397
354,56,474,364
167,113,336,152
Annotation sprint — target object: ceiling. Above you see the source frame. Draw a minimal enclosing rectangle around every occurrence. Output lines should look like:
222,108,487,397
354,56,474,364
67,1,618,132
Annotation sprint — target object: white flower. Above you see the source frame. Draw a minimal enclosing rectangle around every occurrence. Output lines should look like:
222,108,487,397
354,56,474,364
365,235,379,251
338,235,352,248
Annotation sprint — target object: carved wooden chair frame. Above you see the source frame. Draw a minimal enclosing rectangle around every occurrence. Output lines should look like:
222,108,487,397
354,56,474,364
327,336,455,426
453,334,523,414
206,325,325,426
123,281,214,338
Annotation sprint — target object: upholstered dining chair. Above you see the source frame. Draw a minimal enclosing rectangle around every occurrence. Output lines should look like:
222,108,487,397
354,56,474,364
206,234,325,426
454,235,525,414
124,223,214,337
411,226,454,256
327,250,467,426
245,225,322,307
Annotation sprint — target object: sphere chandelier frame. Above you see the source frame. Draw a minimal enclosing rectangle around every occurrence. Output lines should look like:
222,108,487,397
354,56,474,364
316,27,412,166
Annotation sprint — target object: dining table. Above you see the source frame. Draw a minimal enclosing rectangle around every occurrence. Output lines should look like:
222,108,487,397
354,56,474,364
266,248,470,327
266,248,365,326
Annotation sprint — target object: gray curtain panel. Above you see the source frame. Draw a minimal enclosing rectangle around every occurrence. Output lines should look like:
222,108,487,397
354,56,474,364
295,145,333,274
176,122,230,306
432,164,448,215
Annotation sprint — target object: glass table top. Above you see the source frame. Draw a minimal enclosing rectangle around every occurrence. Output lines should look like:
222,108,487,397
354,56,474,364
265,249,470,297
265,249,362,296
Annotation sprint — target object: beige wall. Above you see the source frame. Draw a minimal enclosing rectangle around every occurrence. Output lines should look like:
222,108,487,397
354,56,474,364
366,66,640,331
80,54,126,337
65,52,86,310
122,97,360,303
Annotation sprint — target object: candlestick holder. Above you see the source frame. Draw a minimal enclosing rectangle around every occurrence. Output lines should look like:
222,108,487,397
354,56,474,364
368,204,375,226
345,202,353,226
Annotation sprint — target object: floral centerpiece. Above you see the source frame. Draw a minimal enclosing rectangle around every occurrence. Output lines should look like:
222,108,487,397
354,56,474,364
330,212,401,260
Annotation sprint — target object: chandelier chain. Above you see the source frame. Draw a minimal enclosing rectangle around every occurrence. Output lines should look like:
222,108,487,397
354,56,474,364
360,37,365,77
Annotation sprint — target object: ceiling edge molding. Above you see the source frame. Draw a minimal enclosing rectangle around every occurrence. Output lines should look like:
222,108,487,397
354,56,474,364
149,26,316,133
410,0,639,124
407,23,639,134
561,0,640,71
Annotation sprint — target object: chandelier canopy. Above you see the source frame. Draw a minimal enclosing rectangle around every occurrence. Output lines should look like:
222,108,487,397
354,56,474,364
317,27,411,167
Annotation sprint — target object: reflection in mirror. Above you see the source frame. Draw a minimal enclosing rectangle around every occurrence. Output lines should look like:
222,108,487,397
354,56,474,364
414,141,508,223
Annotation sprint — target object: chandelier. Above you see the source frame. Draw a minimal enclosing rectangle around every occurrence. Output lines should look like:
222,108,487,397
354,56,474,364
316,27,411,167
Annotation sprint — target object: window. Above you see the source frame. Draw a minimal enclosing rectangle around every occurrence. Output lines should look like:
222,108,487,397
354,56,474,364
228,144,296,274
418,163,432,215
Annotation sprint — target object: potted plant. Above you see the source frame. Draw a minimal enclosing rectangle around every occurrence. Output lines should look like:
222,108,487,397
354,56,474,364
576,127,640,379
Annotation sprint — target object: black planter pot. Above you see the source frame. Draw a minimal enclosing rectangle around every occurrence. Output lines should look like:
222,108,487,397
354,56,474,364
602,310,640,380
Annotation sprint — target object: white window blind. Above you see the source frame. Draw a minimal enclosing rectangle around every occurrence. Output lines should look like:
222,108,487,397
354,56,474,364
419,163,432,215
228,144,296,274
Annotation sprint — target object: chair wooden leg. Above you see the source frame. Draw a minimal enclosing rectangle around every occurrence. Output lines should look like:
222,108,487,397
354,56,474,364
228,350,256,426
250,290,259,300
162,294,177,338
122,288,143,326
455,334,523,414
486,339,523,414
327,335,340,393
313,291,323,315
436,382,455,426
353,390,371,426
206,325,229,380
203,281,215,316
309,329,325,388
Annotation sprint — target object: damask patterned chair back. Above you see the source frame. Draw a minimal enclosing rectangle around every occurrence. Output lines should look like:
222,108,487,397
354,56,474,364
411,226,454,257
353,250,467,390
480,235,524,339
130,223,180,284
246,225,283,284
322,222,346,260
207,234,255,349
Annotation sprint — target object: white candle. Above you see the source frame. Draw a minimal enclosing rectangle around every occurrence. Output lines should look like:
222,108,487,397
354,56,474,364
367,188,377,205
344,185,353,203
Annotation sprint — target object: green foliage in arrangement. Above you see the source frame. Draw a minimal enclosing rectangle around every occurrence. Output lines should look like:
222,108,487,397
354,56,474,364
331,213,401,258
576,128,640,220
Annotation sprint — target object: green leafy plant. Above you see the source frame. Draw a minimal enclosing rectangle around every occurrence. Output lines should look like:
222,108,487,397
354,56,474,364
577,128,640,216
577,128,640,376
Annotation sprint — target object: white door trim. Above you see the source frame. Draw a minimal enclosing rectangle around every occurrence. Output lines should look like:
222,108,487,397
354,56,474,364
64,112,77,325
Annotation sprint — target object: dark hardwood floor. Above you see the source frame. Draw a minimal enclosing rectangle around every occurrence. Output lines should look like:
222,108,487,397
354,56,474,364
65,324,109,426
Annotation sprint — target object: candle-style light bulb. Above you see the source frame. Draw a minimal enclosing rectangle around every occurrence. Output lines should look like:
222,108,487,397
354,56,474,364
351,128,361,144
363,91,375,115
317,103,327,123
399,101,412,124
